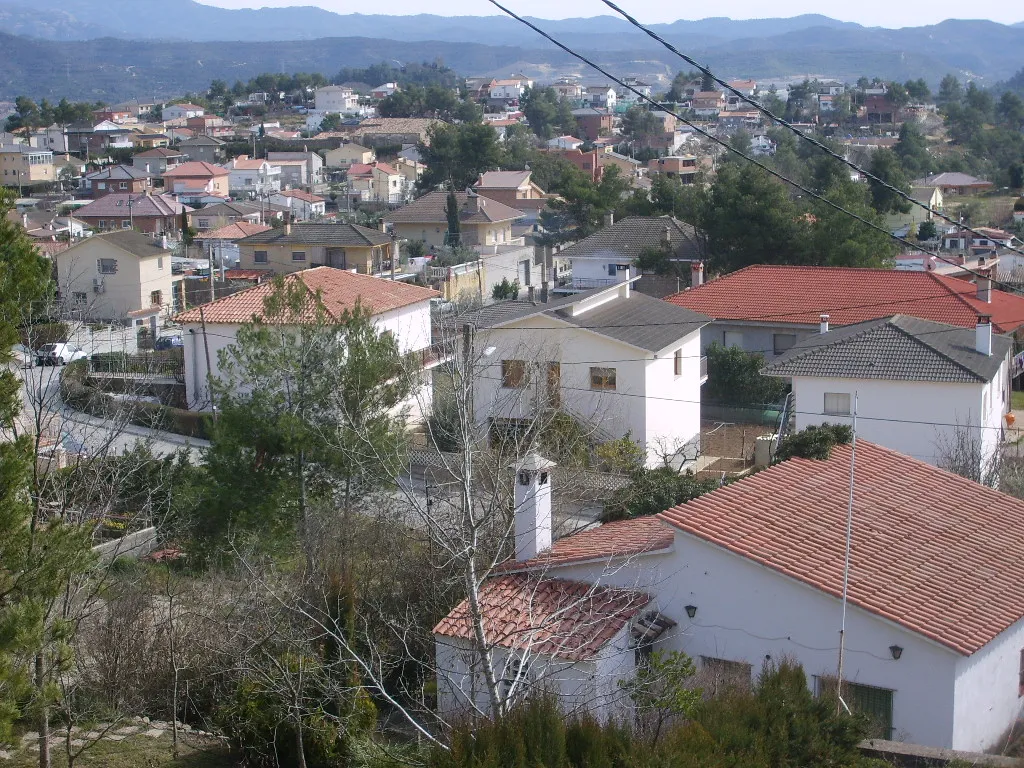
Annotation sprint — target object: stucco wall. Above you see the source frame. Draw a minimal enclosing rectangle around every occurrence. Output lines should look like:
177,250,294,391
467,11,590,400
698,321,818,359
952,615,1024,751
57,238,172,320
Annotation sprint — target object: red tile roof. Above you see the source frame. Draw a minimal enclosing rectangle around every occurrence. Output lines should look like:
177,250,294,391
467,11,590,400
275,189,325,203
194,222,272,241
348,162,398,177
496,517,674,574
175,265,437,324
666,265,1024,334
658,441,1024,656
224,269,272,280
162,161,229,178
433,574,651,661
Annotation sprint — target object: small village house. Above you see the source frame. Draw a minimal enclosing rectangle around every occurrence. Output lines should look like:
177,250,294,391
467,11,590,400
235,221,395,275
383,191,524,249
269,189,327,221
75,192,189,236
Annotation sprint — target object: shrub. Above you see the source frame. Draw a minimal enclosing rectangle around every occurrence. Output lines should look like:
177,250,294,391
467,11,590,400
774,424,852,463
704,341,788,407
602,465,719,521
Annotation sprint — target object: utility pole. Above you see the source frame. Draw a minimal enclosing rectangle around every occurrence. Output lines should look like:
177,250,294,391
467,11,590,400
198,305,216,415
836,391,858,714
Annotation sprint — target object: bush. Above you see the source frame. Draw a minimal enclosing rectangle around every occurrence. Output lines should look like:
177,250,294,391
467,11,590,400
704,341,788,407
602,465,719,521
774,424,852,463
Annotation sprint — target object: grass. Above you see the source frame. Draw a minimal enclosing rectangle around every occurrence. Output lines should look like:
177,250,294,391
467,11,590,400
4,733,234,768
1012,390,1024,411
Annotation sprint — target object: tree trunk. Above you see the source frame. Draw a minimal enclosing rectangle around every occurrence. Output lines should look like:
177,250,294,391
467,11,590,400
36,653,50,768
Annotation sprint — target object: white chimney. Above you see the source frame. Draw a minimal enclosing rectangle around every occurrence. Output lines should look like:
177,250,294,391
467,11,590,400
691,261,704,287
977,270,992,303
160,234,168,250
976,315,992,357
513,453,556,561
820,313,830,334
603,211,614,227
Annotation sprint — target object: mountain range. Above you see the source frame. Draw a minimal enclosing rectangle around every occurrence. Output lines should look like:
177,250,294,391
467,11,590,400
0,0,1023,103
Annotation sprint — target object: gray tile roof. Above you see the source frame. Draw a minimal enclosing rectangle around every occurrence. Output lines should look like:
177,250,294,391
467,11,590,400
236,222,392,247
761,315,1012,383
383,191,524,226
76,230,170,258
556,216,704,262
466,286,710,353
194,201,262,218
911,172,992,188
85,165,153,181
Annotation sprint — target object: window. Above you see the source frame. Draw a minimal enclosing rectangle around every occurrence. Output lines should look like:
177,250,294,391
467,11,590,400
157,256,164,270
292,250,306,262
674,348,683,376
502,360,527,389
97,258,118,274
608,263,617,277
72,292,88,306
824,392,851,416
254,250,268,263
119,181,128,189
700,657,752,697
150,290,163,307
97,182,106,189
773,333,797,355
590,367,617,391
724,330,744,348
837,681,894,738
197,218,209,228
121,219,131,229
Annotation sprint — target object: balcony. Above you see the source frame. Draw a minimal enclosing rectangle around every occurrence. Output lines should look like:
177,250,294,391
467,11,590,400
700,355,708,383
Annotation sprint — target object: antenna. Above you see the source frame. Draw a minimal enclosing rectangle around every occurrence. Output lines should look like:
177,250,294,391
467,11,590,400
836,391,858,715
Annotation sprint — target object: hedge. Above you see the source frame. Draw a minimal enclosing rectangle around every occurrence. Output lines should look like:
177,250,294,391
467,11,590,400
60,360,211,440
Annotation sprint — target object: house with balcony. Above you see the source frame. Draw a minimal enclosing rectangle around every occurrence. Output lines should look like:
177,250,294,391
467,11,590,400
314,85,359,113
74,192,189,236
54,229,175,324
691,91,726,117
346,161,406,204
383,191,525,249
235,220,395,275
0,144,53,188
188,201,264,231
176,266,439,415
269,189,326,221
646,155,698,183
132,147,186,175
438,437,1024,751
224,155,282,198
267,151,324,189
462,278,710,467
82,165,154,197
162,161,230,202
490,78,532,103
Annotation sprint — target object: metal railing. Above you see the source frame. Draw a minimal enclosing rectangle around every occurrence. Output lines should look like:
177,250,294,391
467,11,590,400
700,355,708,380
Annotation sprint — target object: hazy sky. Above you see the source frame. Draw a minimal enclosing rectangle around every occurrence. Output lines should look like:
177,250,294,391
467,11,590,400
202,0,1021,28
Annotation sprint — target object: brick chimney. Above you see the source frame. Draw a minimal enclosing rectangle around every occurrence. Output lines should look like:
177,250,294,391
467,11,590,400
977,270,992,303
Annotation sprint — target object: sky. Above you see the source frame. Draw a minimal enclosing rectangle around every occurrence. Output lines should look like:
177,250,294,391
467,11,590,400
201,0,1021,28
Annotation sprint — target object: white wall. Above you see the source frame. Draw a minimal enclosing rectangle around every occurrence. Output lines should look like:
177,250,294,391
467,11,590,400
56,239,172,321
473,311,701,465
791,372,1004,468
643,331,701,464
953,615,1024,751
699,321,818,359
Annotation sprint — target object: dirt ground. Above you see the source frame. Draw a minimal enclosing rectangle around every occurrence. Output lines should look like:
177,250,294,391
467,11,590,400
701,420,773,461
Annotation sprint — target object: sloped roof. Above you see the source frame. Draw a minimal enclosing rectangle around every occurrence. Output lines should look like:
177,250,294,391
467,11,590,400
192,201,261,218
433,574,651,661
274,189,325,203
163,161,229,178
179,135,224,146
175,266,438,324
194,222,273,241
556,216,704,263
349,162,398,177
666,265,1024,334
383,191,524,226
65,229,169,258
658,441,1024,656
85,165,153,181
912,172,993,188
236,222,391,247
476,170,532,189
227,157,268,170
761,315,1012,383
134,147,183,158
75,193,188,218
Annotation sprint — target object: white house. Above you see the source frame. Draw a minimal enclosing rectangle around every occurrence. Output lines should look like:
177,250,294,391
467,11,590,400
314,85,359,113
162,103,205,121
490,78,532,102
269,189,326,221
436,438,1024,751
761,313,1012,472
547,136,583,151
584,86,617,110
223,155,282,197
465,278,710,467
175,266,439,414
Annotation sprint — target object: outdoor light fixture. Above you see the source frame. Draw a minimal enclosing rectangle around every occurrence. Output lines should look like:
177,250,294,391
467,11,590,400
889,645,903,660
685,605,697,619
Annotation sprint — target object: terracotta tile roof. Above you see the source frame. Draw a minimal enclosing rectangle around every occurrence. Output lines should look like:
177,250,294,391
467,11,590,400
666,265,1024,334
224,268,273,280
496,517,674,574
162,161,229,178
348,162,398,177
227,157,268,171
75,193,189,219
658,441,1024,656
433,574,652,661
383,191,524,226
175,266,437,324
194,222,272,241
476,170,532,188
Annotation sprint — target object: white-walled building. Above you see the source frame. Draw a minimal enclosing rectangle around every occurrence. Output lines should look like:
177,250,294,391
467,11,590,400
223,155,282,197
162,103,205,121
314,85,359,113
465,279,710,467
761,314,1012,471
175,266,438,414
269,189,326,221
436,439,1024,750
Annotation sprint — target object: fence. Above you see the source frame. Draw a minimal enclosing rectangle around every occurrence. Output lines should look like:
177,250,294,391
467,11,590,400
90,351,184,381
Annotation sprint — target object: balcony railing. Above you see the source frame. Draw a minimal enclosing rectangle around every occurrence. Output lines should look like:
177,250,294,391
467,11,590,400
700,355,708,380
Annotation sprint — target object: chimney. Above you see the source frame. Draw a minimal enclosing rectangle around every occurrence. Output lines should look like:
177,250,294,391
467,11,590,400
663,224,671,246
690,261,704,287
540,244,551,303
160,234,168,250
820,313,830,334
976,315,992,356
513,453,556,561
977,270,992,304
603,211,614,227
284,212,291,236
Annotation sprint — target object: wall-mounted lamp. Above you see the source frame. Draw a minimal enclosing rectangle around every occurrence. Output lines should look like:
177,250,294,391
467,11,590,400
889,645,903,660
685,605,697,619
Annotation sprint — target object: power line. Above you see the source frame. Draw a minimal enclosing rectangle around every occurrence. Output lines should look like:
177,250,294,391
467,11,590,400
485,0,1020,290
597,0,1024,268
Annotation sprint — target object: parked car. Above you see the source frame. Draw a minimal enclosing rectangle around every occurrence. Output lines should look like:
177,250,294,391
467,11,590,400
154,335,183,350
11,343,35,368
35,343,86,366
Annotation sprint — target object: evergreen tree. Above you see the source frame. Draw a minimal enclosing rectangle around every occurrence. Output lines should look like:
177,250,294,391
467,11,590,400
445,188,461,246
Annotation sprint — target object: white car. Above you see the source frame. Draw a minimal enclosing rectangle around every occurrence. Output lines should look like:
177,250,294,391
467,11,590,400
35,343,87,366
